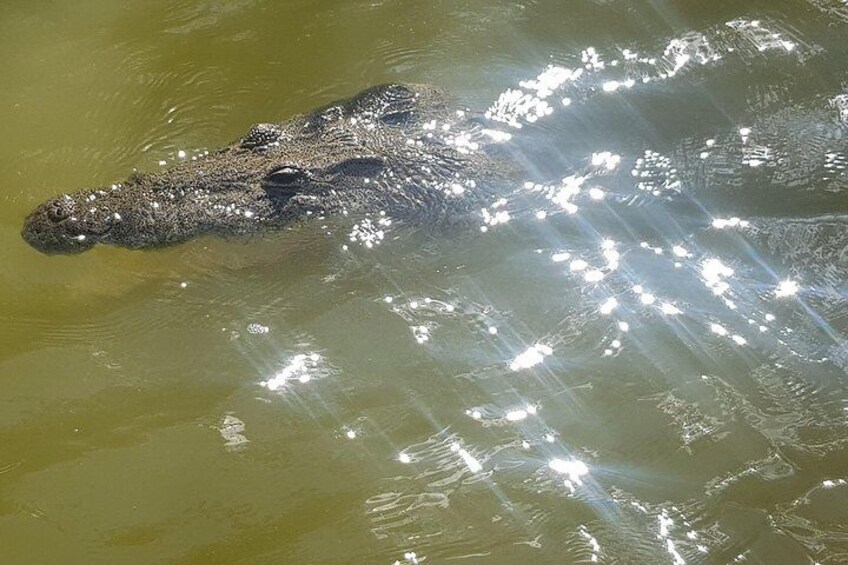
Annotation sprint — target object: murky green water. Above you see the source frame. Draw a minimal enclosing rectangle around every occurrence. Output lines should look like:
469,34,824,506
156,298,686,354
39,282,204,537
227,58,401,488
3,1,848,563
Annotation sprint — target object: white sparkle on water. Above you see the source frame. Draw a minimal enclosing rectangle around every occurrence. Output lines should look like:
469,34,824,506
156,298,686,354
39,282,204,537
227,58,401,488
712,217,749,229
570,259,588,272
510,344,553,371
661,303,682,315
672,245,689,258
451,443,483,473
548,458,589,484
600,297,618,315
261,353,322,391
590,151,621,171
702,258,734,295
505,407,534,422
775,279,799,297
710,323,728,337
732,335,747,345
584,270,605,283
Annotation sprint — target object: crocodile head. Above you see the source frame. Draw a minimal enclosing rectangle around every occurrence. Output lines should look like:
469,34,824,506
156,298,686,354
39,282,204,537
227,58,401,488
20,142,389,255
23,84,493,255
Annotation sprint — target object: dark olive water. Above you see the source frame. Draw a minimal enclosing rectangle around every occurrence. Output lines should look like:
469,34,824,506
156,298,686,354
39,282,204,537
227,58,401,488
3,1,848,563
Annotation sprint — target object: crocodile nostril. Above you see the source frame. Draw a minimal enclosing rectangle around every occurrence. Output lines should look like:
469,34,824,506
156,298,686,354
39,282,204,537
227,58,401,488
46,200,72,223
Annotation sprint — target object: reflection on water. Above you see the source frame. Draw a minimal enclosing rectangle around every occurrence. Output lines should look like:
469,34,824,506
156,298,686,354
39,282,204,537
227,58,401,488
2,0,848,563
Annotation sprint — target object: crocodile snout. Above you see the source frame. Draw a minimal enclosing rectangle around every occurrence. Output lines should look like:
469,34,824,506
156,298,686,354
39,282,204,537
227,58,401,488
22,196,97,255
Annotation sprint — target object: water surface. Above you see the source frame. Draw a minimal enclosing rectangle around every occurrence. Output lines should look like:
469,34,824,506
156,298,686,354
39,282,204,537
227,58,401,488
2,1,848,563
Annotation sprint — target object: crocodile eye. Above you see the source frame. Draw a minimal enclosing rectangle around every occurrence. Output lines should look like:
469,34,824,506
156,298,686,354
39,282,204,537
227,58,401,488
329,156,386,177
379,110,413,126
267,166,309,187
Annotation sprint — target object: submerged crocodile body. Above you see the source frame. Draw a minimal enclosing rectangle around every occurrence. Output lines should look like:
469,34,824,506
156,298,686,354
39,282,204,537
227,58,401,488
22,84,514,254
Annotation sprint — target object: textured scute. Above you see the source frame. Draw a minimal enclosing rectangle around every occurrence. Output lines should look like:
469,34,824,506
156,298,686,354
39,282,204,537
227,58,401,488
21,84,513,254
241,123,283,149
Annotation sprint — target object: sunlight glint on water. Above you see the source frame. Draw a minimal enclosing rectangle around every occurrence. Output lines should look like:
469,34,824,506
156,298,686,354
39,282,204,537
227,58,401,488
2,1,848,563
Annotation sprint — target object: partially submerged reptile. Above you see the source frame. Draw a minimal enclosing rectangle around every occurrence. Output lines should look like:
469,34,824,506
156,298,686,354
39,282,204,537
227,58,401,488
22,81,848,256
22,84,514,254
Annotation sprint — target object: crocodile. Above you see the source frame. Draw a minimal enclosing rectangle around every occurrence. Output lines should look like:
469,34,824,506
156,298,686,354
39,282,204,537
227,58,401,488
22,84,515,255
